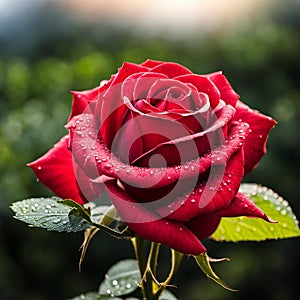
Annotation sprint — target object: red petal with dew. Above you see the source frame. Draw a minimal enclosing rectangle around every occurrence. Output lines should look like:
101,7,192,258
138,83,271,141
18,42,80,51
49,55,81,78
157,148,245,222
233,101,277,174
27,135,92,204
105,180,206,255
215,192,275,222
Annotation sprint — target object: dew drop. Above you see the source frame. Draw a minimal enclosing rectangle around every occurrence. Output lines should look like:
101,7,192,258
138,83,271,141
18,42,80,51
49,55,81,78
281,210,287,216
126,283,132,289
37,166,42,171
112,280,118,286
106,289,111,295
44,209,49,213
126,169,131,174
53,218,61,224
179,227,183,231
183,165,189,170
236,226,241,232
167,176,172,180
191,199,196,203
243,204,248,209
149,170,154,175
258,134,263,139
282,200,289,207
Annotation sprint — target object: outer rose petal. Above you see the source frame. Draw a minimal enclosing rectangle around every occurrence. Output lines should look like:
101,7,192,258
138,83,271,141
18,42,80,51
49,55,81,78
105,180,206,255
69,87,100,121
207,72,239,108
141,59,164,68
158,148,245,222
233,101,277,174
27,135,98,204
187,215,221,239
215,192,275,222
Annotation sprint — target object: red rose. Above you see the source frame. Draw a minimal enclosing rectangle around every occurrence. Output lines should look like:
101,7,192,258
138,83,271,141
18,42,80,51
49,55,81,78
28,59,276,255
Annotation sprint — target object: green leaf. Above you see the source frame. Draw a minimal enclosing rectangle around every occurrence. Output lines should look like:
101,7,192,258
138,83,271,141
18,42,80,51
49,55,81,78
90,205,114,224
194,253,236,291
68,292,122,300
99,259,141,297
11,198,90,232
211,184,300,242
160,289,178,300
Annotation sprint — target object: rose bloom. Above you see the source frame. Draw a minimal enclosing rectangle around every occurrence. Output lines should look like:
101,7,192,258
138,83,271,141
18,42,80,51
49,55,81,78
29,60,276,255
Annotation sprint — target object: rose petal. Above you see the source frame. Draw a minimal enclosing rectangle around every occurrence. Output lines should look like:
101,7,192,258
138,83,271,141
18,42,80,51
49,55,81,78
208,72,239,108
27,135,90,204
233,101,277,174
175,74,221,109
131,104,235,165
99,62,150,148
187,214,221,239
215,192,275,222
148,62,193,78
69,87,99,121
158,148,245,222
105,180,206,255
102,125,248,191
141,59,164,68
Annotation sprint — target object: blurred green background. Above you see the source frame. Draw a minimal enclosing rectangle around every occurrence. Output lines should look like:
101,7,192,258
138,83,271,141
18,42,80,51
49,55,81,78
0,0,299,299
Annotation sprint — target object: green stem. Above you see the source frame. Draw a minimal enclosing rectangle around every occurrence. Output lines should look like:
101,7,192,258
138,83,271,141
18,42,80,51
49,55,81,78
132,236,146,278
132,237,183,300
149,242,160,276
132,238,161,300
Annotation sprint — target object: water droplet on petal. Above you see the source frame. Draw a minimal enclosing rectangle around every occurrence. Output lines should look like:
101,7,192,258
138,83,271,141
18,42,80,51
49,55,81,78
243,204,248,209
191,199,196,203
37,166,42,170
